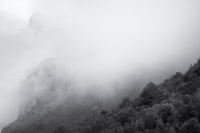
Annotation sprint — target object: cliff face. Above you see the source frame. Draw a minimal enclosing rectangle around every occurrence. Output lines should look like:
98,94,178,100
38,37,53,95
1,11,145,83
18,59,64,117
2,58,140,133
1,59,77,133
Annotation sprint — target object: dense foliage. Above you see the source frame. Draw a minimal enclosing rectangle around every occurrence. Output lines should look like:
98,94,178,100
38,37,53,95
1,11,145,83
2,59,200,133
74,59,200,133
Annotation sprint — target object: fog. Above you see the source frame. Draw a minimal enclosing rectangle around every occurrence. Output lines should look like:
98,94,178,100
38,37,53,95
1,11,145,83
1,0,200,130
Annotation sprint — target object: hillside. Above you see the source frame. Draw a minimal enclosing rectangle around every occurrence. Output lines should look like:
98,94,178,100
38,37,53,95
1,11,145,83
1,59,143,133
2,59,200,133
73,59,200,133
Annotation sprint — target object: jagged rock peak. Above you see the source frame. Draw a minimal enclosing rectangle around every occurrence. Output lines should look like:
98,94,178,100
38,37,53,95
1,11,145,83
29,11,44,27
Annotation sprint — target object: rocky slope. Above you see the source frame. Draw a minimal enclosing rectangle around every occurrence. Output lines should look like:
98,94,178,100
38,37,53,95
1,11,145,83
1,58,144,133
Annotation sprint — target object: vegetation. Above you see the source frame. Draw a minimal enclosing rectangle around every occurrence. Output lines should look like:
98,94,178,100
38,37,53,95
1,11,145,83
74,59,200,133
2,59,200,133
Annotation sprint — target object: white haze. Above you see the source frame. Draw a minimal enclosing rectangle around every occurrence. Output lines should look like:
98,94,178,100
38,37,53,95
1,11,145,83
1,0,200,130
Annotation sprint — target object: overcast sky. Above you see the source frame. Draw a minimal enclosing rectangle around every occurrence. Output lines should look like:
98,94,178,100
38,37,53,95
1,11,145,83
1,0,200,130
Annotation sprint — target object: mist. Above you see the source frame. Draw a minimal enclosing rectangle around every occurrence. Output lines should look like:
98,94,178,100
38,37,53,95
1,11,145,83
1,0,200,130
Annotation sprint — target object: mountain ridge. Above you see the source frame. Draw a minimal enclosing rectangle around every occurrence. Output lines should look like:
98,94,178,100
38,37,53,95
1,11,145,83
2,58,200,133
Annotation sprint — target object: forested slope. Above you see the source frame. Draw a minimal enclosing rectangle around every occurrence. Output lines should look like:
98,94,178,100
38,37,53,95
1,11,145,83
73,59,200,133
2,59,200,133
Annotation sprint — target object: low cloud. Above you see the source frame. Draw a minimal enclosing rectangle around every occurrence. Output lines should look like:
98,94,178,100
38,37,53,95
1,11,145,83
1,0,200,130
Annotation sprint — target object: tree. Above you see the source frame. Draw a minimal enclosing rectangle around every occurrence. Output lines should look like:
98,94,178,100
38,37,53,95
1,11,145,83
157,103,175,124
139,82,161,106
141,108,159,130
180,118,200,133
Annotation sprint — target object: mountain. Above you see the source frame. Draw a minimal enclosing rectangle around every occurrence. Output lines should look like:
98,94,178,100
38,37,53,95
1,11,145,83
74,59,200,133
1,58,144,133
2,58,200,133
